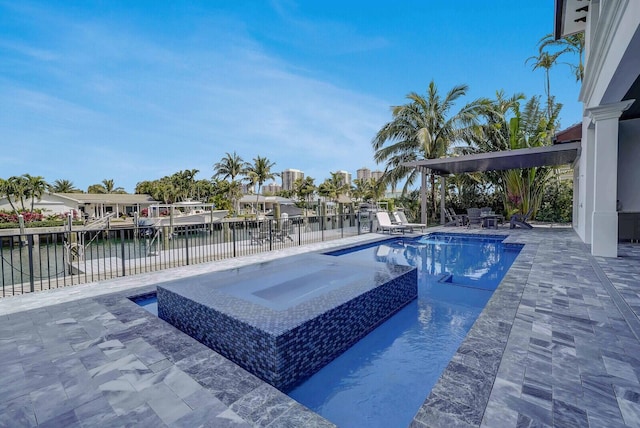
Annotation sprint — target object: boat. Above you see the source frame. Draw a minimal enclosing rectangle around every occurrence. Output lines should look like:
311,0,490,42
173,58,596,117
140,201,228,230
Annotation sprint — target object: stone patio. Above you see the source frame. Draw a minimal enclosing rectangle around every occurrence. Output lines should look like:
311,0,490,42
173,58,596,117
1,227,639,427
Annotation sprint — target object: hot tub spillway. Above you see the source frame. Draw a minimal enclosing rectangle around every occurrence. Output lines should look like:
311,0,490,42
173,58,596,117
156,253,417,391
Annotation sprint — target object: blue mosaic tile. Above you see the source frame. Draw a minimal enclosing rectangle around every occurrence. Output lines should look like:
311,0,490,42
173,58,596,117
157,253,417,391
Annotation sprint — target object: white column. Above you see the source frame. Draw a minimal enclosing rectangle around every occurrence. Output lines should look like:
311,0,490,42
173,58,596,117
586,100,634,257
577,120,595,243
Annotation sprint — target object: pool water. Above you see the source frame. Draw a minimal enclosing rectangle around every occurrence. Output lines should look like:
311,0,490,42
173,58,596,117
288,233,522,428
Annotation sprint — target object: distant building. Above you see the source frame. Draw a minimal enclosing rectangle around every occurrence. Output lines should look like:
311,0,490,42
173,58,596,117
263,182,282,194
241,183,253,194
371,170,384,181
356,168,371,181
334,170,352,187
0,192,158,219
281,169,304,191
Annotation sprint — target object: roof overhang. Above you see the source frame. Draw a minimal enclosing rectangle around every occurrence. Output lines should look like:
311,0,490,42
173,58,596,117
554,0,588,39
402,142,581,175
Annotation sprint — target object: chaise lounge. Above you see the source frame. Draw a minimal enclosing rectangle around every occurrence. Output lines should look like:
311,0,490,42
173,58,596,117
376,212,408,234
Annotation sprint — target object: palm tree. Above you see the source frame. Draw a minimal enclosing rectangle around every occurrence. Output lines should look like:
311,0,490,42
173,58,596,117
50,179,79,193
23,174,48,212
88,179,126,194
463,94,562,218
213,152,248,214
526,50,562,120
170,169,199,201
293,176,316,212
7,175,29,211
537,33,585,82
213,152,247,181
0,178,19,214
245,156,278,216
351,178,371,203
372,80,481,221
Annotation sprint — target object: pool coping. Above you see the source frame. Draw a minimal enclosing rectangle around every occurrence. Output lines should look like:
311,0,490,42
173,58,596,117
410,231,535,427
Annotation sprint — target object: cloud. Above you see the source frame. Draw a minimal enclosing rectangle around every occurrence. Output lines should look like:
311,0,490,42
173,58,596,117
0,2,389,191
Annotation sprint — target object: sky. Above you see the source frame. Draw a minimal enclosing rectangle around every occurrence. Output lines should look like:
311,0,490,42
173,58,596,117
0,0,582,193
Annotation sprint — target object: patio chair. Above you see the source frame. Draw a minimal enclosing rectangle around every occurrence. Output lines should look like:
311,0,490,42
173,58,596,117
376,212,408,234
249,221,270,245
273,218,294,243
510,207,534,229
393,211,426,232
448,208,467,226
444,208,464,227
466,208,483,229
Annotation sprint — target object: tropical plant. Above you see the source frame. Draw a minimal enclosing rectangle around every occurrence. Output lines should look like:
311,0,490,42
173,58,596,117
372,80,481,221
293,176,316,211
351,178,371,203
526,50,562,119
245,156,278,215
23,174,48,212
318,172,350,203
462,94,562,217
88,179,126,194
213,152,248,213
50,179,79,193
537,33,585,82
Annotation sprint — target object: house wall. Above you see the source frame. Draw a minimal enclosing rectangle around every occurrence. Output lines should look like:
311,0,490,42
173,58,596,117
0,195,78,216
618,118,640,212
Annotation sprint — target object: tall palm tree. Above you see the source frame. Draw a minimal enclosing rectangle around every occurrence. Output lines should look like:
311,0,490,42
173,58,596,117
50,179,79,193
213,152,248,214
245,156,278,215
372,80,481,221
526,50,562,119
537,33,585,82
213,152,247,182
23,174,48,212
293,176,316,212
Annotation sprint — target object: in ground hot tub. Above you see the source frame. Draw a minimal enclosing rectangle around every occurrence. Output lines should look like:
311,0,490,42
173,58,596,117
157,253,417,391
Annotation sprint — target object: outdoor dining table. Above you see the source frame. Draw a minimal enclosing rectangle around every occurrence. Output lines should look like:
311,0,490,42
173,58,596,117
481,213,500,229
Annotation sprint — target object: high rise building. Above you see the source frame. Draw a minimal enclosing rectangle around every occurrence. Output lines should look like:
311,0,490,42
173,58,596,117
263,182,282,194
281,169,304,191
371,170,384,181
356,168,371,181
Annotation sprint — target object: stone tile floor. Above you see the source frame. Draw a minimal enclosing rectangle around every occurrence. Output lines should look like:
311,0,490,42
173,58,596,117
1,227,640,427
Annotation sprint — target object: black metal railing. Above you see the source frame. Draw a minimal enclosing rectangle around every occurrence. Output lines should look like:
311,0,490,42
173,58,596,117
0,213,372,298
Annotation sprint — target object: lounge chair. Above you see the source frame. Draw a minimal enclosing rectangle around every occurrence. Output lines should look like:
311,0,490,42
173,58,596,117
249,221,270,245
466,208,482,229
273,218,294,242
376,212,408,234
393,211,426,232
510,207,534,229
447,208,467,226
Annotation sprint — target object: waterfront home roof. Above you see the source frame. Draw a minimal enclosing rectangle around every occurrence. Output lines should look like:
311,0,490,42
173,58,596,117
54,193,158,204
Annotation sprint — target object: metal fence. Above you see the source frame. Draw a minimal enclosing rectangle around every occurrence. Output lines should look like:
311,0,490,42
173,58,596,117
0,213,373,298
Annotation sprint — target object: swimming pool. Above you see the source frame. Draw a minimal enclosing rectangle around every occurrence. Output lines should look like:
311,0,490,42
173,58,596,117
132,232,522,427
288,233,522,428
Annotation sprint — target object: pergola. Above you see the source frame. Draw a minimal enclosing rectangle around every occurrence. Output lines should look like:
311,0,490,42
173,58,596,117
402,142,581,224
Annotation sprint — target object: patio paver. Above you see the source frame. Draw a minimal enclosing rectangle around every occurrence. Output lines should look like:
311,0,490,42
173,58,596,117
1,227,640,427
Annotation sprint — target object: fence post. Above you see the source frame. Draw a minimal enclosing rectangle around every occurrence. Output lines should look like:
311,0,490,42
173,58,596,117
232,225,236,258
185,229,190,265
27,235,35,293
120,229,126,277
